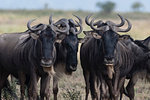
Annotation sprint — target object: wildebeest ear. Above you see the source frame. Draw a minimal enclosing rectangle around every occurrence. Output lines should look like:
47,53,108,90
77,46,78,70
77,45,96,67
30,33,39,40
92,32,102,39
119,35,132,41
83,31,94,36
83,31,101,39
55,39,62,43
55,34,66,43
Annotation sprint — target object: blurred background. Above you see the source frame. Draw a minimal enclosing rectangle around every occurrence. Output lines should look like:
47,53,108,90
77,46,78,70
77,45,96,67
0,0,150,39
0,0,150,100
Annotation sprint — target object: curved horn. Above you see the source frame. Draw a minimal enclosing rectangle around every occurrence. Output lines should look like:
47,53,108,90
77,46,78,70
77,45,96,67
53,21,69,33
93,20,104,26
85,14,93,26
27,19,44,31
106,14,125,27
90,18,109,31
116,14,125,27
49,15,53,24
85,14,104,27
54,19,68,26
115,18,132,32
68,15,82,27
72,14,82,26
70,21,83,35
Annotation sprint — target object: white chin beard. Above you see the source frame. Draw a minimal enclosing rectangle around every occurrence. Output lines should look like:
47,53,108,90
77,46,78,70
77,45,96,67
43,66,55,75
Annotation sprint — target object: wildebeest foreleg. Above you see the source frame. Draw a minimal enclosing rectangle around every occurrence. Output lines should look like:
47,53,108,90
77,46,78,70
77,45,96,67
119,80,125,100
28,69,38,100
40,73,51,100
117,77,126,100
106,79,114,100
18,71,26,100
125,72,139,100
0,71,9,100
114,71,120,94
89,72,98,100
53,75,59,100
82,69,90,100
0,89,2,100
100,75,110,100
110,76,126,100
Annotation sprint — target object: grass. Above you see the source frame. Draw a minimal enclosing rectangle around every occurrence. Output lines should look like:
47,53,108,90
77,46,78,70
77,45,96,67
0,10,150,99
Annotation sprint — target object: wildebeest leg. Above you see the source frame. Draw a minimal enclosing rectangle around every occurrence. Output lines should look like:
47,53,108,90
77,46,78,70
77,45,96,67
28,69,38,100
53,75,59,100
0,89,2,100
0,71,9,100
100,75,110,100
89,72,98,100
82,69,90,100
0,71,2,100
105,79,114,100
112,71,124,100
119,80,125,100
120,88,123,100
114,72,119,94
109,76,126,100
18,71,26,100
96,77,101,100
116,77,126,100
125,73,139,100
40,73,51,100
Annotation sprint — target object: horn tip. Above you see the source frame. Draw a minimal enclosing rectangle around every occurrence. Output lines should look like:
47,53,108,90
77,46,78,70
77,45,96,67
30,19,36,22
86,13,93,18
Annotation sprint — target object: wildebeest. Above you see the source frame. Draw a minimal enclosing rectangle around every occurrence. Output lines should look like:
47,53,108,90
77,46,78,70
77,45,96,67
121,36,150,100
40,15,83,100
0,16,69,100
80,14,140,100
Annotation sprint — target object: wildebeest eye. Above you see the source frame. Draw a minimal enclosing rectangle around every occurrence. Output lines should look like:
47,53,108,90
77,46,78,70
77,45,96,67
92,33,102,39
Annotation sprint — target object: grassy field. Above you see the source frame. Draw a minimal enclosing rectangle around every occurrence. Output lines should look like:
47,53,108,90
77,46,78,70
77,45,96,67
0,10,150,100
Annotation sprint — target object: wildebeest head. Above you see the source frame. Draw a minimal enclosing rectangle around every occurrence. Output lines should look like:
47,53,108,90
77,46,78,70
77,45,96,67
27,16,69,68
84,14,132,79
55,15,83,73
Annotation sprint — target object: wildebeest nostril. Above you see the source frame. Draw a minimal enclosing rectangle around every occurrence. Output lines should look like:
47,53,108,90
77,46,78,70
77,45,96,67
71,63,77,68
42,57,52,62
69,63,77,71
104,58,114,65
41,58,53,66
105,56,114,61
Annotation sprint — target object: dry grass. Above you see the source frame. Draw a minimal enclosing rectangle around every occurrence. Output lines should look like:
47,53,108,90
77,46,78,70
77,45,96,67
0,11,150,100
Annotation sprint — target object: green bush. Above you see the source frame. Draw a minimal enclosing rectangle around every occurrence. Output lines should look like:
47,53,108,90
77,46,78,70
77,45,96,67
62,88,82,100
1,79,18,100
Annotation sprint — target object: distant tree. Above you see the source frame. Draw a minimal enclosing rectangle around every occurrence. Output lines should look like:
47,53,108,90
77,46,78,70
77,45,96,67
44,3,48,10
132,2,143,12
96,1,115,14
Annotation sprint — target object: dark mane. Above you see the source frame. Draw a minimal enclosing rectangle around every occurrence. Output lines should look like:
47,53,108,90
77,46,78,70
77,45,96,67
13,32,42,69
143,36,150,42
134,40,150,52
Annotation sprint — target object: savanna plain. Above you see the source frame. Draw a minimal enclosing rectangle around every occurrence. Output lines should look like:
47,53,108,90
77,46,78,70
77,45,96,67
0,10,150,100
